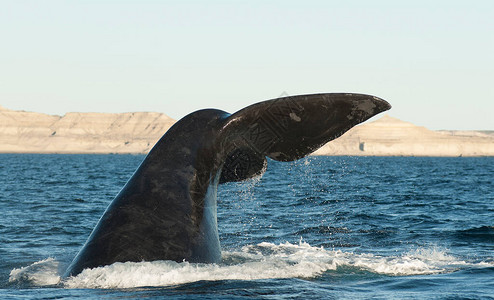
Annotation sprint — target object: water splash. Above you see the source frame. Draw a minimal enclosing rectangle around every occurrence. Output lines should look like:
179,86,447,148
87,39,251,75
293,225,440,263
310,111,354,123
9,241,493,289
9,258,61,286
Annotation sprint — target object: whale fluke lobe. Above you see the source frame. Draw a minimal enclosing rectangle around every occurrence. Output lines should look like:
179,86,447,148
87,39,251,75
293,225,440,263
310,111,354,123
64,93,390,277
219,94,390,182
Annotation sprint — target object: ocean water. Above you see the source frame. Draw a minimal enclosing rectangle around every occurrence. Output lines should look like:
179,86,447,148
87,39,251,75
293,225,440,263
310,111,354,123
1,154,493,299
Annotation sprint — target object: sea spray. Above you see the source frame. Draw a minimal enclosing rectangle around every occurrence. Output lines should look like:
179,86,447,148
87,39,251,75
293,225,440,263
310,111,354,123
10,241,492,289
9,258,61,286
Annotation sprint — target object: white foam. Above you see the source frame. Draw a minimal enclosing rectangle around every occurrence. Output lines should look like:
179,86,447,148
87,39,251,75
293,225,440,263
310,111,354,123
63,241,336,289
9,241,493,289
347,247,467,276
9,258,61,286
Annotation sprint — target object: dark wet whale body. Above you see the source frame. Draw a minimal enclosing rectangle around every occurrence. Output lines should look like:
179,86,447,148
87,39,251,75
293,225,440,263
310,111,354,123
64,93,391,277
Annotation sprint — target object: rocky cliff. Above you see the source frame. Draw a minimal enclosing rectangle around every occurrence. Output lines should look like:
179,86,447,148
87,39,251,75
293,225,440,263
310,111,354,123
0,105,175,154
313,115,494,156
1,106,493,156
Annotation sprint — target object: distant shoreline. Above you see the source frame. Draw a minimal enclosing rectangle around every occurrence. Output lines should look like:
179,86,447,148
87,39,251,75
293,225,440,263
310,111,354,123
1,152,492,157
1,106,493,157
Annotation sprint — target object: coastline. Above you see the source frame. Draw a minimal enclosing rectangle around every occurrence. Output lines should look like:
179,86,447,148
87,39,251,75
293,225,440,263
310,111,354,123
1,106,493,157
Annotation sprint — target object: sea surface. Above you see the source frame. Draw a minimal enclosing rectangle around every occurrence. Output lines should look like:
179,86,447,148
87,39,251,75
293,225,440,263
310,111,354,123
1,154,493,299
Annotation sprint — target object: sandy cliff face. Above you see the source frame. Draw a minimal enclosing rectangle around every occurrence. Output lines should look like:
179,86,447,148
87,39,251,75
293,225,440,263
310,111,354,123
0,106,493,156
0,106,175,154
314,115,494,156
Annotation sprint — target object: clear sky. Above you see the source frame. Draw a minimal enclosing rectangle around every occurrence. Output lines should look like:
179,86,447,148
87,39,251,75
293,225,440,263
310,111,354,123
1,0,493,130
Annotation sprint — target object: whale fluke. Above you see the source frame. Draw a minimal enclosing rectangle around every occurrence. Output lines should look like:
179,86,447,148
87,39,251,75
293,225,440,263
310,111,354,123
64,93,391,277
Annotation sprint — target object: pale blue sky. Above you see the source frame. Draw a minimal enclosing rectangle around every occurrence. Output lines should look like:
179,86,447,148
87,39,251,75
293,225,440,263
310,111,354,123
1,0,493,130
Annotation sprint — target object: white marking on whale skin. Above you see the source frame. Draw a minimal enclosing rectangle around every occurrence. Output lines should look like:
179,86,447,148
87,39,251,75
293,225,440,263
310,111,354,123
289,113,302,122
347,100,377,120
355,101,376,114
270,152,282,159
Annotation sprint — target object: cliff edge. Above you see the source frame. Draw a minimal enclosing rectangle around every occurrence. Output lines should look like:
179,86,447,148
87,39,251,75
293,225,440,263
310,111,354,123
313,115,494,156
0,107,175,154
1,106,493,156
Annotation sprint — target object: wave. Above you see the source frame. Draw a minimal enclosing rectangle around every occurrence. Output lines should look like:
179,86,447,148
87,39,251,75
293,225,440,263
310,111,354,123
9,241,493,289
8,258,61,286
456,226,494,242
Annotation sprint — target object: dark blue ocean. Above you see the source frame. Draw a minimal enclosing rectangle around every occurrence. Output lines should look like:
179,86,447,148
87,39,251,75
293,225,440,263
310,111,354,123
1,154,493,299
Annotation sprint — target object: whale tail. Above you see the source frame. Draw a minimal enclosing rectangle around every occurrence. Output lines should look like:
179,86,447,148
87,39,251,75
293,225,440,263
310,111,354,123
64,93,390,277
219,93,391,183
